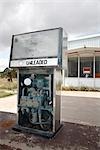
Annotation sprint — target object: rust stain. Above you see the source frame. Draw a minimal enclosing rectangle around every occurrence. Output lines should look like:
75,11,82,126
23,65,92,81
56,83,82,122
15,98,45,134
0,120,16,128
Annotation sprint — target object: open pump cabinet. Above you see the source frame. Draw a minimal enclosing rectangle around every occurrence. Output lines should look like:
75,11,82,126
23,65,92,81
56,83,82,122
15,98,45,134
9,27,67,137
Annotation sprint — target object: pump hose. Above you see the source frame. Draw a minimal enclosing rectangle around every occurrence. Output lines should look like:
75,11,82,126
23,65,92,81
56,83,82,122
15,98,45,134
38,109,52,131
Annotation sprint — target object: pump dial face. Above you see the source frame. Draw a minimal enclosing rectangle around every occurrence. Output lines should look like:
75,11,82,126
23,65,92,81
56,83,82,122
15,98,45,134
24,78,31,86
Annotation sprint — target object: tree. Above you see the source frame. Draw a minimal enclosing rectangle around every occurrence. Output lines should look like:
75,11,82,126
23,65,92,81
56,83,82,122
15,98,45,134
0,68,17,80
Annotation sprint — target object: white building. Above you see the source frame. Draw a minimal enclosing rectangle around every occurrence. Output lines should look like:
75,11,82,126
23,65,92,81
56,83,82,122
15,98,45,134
64,34,100,89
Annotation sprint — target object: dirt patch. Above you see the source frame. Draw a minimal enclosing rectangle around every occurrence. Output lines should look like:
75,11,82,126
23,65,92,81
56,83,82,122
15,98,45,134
0,112,100,150
0,144,14,150
0,144,22,150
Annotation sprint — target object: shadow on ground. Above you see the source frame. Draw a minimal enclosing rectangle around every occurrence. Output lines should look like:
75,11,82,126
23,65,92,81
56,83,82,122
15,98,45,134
0,112,100,150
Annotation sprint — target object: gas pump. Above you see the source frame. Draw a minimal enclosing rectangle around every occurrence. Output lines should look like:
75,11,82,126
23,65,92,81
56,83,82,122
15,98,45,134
9,28,67,137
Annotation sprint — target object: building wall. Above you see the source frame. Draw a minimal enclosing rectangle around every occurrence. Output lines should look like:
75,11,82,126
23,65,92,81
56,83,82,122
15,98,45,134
64,55,100,89
64,35,100,89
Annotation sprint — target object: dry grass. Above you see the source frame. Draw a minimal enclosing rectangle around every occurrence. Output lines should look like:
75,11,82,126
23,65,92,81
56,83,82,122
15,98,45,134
62,86,100,92
0,91,13,98
0,78,17,90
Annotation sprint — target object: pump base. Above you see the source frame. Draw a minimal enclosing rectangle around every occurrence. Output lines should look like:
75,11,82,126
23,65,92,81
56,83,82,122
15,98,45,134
12,124,63,138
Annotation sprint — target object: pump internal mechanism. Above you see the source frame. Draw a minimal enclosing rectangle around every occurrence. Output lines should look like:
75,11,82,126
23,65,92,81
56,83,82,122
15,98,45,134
18,73,53,131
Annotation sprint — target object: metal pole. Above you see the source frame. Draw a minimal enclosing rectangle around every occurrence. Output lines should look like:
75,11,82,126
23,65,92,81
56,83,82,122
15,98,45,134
93,54,95,88
78,55,80,87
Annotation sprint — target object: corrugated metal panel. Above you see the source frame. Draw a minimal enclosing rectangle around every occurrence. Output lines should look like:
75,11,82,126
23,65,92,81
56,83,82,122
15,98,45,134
67,36,100,50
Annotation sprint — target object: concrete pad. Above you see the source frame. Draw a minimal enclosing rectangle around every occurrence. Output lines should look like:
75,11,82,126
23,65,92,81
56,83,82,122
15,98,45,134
61,96,100,126
61,91,100,98
0,95,17,113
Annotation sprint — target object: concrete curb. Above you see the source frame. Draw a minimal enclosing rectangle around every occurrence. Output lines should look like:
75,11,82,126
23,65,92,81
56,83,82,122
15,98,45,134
61,91,100,98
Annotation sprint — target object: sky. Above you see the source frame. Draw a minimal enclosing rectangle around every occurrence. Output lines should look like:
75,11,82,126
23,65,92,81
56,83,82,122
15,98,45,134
0,0,100,71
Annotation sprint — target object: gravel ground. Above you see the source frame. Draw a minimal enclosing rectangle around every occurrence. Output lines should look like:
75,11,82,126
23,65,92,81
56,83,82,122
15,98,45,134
0,112,100,150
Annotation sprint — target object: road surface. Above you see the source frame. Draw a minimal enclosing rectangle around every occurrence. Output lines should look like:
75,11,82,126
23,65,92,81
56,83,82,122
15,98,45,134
0,92,100,126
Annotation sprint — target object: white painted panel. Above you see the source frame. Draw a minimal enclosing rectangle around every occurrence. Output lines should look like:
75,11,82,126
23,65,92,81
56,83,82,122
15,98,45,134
65,77,100,89
64,77,79,87
95,79,100,88
79,78,94,87
10,58,58,67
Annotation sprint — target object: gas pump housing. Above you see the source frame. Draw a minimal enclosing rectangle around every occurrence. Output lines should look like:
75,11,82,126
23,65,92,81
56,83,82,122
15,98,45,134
9,27,67,137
